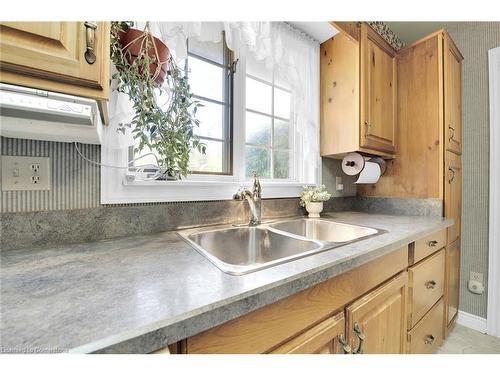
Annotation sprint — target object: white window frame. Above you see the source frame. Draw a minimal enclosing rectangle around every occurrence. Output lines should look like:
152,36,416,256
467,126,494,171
101,49,318,204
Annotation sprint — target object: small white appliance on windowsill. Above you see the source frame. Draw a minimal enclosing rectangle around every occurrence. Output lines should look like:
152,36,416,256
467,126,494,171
0,83,103,144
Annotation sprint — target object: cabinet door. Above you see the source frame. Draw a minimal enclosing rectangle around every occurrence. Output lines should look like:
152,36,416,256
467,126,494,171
360,24,397,154
445,239,461,326
445,151,462,244
0,22,109,99
270,312,348,354
444,34,463,155
346,272,408,354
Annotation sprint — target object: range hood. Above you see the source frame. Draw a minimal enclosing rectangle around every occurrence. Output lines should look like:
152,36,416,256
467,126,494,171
0,83,102,144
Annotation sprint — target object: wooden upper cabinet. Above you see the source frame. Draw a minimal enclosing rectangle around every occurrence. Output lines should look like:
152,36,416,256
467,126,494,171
270,312,347,354
0,22,110,101
444,34,463,155
346,272,408,354
445,151,462,245
360,23,397,154
320,22,396,159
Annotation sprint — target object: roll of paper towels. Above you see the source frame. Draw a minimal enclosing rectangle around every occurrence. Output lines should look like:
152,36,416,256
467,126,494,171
355,161,381,184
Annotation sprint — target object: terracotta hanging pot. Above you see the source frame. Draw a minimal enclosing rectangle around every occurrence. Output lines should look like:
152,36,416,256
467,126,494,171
118,27,170,85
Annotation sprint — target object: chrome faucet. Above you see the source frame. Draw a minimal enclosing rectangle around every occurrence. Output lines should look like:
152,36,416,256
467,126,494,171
233,171,262,226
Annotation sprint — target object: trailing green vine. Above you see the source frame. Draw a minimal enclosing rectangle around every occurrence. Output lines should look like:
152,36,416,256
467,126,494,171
110,21,205,179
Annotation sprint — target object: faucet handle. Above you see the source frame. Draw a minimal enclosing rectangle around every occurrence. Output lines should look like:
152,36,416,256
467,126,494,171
252,171,261,197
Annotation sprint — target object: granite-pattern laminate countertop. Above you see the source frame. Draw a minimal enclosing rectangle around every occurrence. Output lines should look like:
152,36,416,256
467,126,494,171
0,212,452,354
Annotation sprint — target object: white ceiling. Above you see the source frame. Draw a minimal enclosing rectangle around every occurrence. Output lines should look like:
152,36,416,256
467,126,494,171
288,22,339,43
384,22,452,44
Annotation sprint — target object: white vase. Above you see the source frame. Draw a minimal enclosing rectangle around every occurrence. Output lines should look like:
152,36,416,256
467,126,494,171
305,201,323,218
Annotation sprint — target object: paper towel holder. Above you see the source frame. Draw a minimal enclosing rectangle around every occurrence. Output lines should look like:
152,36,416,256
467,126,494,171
341,152,387,177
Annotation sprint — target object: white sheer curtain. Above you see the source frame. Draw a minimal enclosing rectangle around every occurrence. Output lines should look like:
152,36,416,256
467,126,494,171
105,21,320,184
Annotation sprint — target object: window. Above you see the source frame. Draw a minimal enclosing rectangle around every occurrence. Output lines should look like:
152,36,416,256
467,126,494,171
245,66,293,180
186,36,233,175
130,33,234,175
102,25,319,204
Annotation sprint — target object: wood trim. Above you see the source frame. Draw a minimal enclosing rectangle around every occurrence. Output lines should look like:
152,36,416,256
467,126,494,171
186,246,408,353
443,30,464,61
364,24,398,58
329,22,361,43
444,238,461,328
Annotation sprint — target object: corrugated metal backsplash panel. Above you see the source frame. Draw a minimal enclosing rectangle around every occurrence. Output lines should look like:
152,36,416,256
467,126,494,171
1,137,100,212
447,22,500,319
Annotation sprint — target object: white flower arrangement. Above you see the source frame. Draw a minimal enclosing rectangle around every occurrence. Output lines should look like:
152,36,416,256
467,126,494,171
299,185,332,207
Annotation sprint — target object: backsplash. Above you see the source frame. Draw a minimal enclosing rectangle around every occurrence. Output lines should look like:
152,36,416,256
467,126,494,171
1,137,101,212
1,136,444,250
1,137,354,213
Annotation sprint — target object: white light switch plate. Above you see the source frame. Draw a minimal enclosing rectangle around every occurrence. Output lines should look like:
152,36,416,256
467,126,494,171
1,156,51,191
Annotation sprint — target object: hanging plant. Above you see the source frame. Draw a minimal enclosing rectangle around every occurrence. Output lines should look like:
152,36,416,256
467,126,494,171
110,21,205,180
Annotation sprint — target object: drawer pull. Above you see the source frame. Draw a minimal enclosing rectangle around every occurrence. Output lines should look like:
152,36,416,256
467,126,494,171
338,334,352,354
84,21,97,64
448,125,455,141
448,168,456,183
353,323,365,354
425,280,437,289
428,240,439,247
424,334,435,345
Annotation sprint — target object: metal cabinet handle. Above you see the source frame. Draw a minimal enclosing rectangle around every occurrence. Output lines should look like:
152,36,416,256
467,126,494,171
424,334,435,345
338,334,352,354
448,167,456,183
352,323,365,354
448,125,455,140
425,280,437,289
428,240,439,247
84,21,97,64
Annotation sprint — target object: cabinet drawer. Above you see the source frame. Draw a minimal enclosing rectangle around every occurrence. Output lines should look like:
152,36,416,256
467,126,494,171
408,249,445,328
413,229,446,264
408,298,444,354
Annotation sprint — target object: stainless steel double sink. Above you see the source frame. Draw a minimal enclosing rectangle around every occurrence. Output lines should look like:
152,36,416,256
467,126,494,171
178,218,385,275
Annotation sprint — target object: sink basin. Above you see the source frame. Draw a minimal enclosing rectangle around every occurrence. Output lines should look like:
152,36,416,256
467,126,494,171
178,218,384,275
179,226,323,275
269,219,381,243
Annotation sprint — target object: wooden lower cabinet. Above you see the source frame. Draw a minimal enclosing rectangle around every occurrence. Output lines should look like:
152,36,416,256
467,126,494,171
408,298,444,354
271,312,347,354
346,272,408,354
185,247,407,354
173,244,452,355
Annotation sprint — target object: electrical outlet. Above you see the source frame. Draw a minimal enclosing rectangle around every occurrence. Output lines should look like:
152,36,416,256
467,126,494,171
470,271,483,283
30,163,41,173
1,156,50,191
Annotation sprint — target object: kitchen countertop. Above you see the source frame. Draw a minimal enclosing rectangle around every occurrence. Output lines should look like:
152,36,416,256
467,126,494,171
0,211,452,354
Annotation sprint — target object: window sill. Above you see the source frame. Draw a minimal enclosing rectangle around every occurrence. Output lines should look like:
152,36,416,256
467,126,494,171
101,171,303,204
